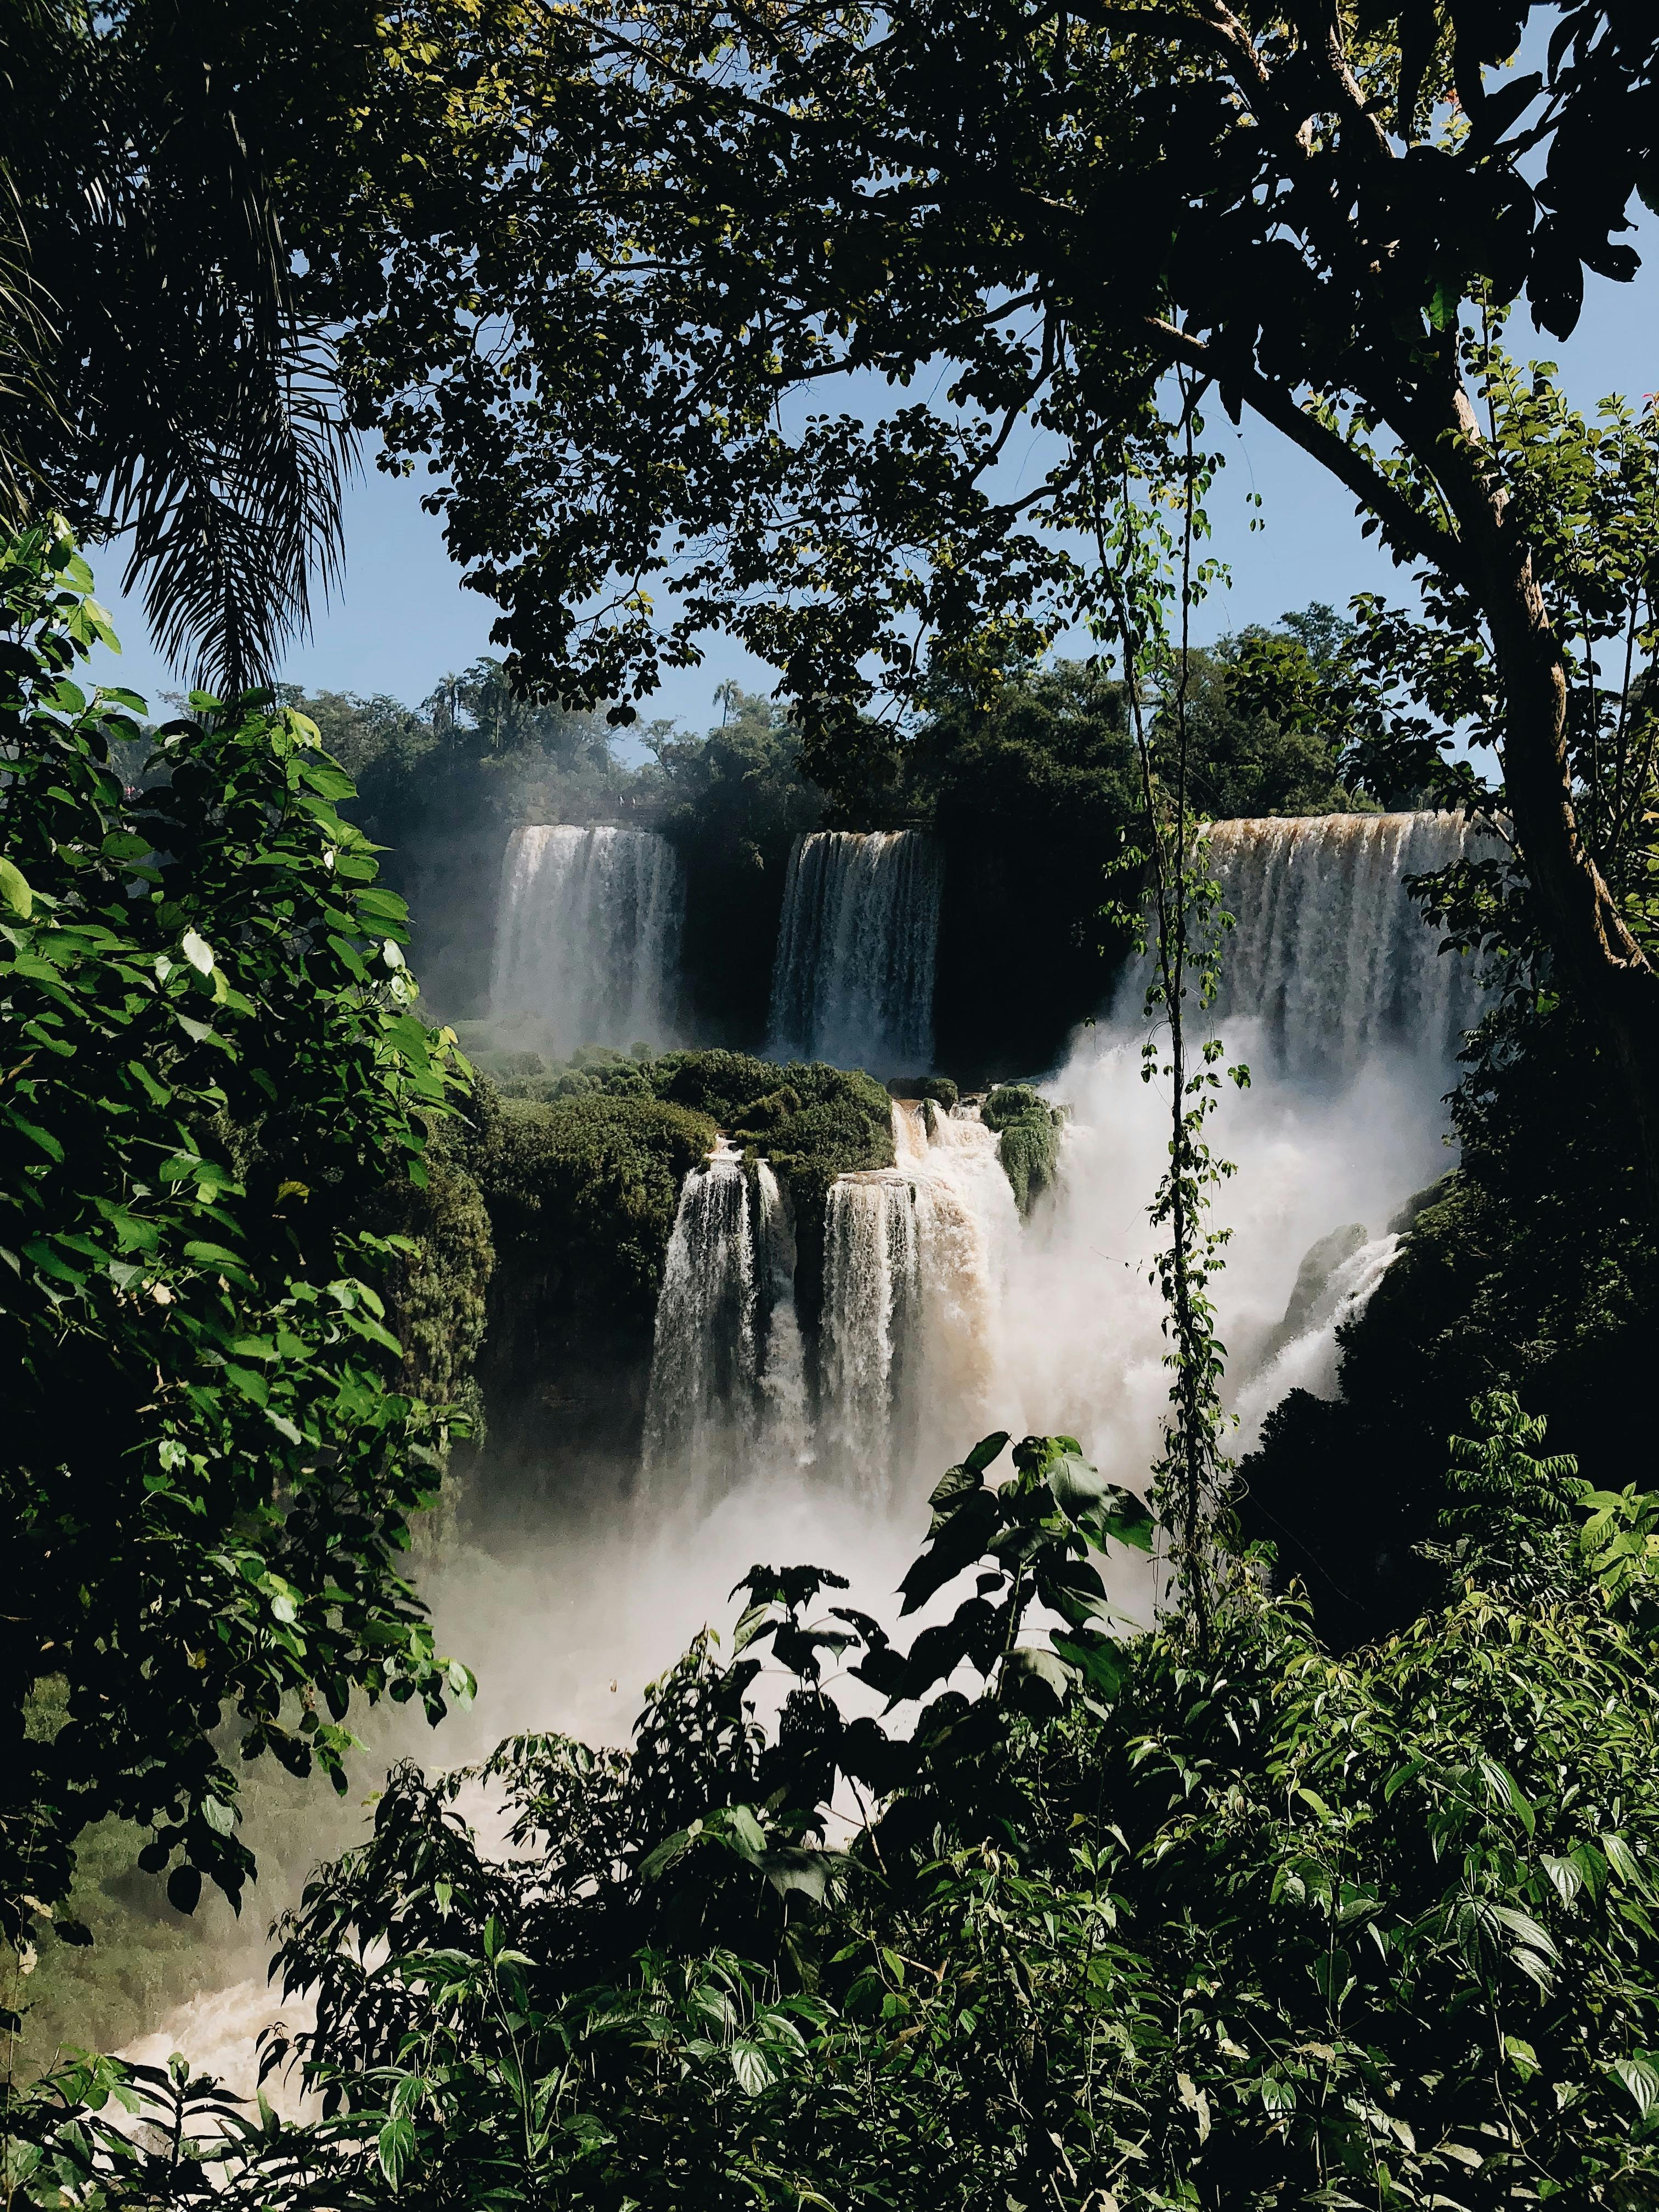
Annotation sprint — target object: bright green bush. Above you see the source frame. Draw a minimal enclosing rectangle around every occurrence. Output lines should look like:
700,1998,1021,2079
0,526,475,1960
475,1090,717,1336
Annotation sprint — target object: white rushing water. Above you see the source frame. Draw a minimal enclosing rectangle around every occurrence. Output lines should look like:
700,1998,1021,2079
819,1101,1020,1489
490,823,683,1053
1199,811,1489,1075
768,830,943,1071
641,1101,1018,1506
646,811,1483,1531
641,1145,812,1509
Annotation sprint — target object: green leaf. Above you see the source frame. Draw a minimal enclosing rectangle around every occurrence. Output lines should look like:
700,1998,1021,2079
726,1804,768,1857
758,1848,830,1906
184,1241,244,1271
8,1113,64,1163
1051,1628,1126,1697
730,2041,777,2097
0,855,33,918
1613,2056,1659,2118
200,1795,234,1837
1001,1645,1075,1717
378,2111,415,2187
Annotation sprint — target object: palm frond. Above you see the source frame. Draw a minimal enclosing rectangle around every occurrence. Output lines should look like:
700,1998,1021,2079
3,0,356,691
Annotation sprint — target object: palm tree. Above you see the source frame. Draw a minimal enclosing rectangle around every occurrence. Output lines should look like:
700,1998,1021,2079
0,0,354,695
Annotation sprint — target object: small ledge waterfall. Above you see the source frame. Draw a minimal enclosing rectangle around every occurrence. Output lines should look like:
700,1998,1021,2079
645,1101,1017,1501
491,825,683,1053
767,831,943,1071
1193,812,1488,1074
642,1146,810,1508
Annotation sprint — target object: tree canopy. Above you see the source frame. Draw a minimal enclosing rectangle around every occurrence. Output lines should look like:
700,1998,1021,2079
292,0,1659,1184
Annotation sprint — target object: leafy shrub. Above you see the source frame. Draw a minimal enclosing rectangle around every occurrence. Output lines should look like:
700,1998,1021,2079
31,1417,1659,2210
475,1090,716,1336
887,1074,959,1109
0,526,475,1955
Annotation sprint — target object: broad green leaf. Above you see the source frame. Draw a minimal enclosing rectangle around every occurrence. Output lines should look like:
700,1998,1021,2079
378,2111,415,2187
0,855,33,918
1613,2056,1659,2118
1002,1645,1075,1717
730,2041,777,2096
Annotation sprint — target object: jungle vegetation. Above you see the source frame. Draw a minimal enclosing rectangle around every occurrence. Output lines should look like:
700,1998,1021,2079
4,2,1659,2206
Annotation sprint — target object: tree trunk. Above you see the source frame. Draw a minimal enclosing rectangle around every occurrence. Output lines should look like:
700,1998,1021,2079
1475,528,1659,1205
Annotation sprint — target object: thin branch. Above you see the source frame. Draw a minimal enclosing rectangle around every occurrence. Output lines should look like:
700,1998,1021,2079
1136,317,1466,578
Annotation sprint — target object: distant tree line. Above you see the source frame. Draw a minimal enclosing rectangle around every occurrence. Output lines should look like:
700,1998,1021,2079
289,611,1367,1071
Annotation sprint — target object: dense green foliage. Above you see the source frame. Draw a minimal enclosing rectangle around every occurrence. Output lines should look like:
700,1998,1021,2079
0,526,475,1965
21,1412,1659,2209
1242,990,1658,1647
474,1087,717,1341
295,621,1362,1060
303,0,1659,1176
0,0,400,686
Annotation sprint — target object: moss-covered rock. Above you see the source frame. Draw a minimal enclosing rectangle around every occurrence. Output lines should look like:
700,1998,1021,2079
457,1049,893,1480
455,1084,719,1504
888,1074,960,1110
982,1083,1065,1215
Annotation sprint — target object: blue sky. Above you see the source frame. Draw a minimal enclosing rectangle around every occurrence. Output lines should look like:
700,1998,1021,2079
84,222,1657,738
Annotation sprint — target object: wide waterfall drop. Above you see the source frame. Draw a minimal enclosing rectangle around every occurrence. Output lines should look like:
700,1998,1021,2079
996,810,1487,1507
491,823,683,1052
1201,812,1488,1073
768,830,943,1069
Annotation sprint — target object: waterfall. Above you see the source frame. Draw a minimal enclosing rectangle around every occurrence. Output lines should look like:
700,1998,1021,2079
642,1147,815,1503
814,1100,1018,1489
643,1102,1016,1503
755,1162,812,1469
491,824,683,1053
819,1168,921,1486
641,1144,758,1507
635,812,1483,1581
767,831,943,1071
1147,812,1489,1076
1232,1233,1402,1452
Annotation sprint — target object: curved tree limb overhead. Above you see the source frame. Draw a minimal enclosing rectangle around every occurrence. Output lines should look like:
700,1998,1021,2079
311,0,1659,1184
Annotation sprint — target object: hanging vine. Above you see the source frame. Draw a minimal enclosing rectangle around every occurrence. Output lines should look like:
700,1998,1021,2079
1087,383,1246,1648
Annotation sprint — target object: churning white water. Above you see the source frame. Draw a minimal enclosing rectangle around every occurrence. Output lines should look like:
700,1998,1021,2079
490,824,682,1052
768,830,943,1070
819,1102,1019,1488
641,1102,1018,1505
641,1144,811,1508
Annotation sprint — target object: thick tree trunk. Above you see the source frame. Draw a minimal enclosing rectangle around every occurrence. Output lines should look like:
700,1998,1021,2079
1475,532,1659,1204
